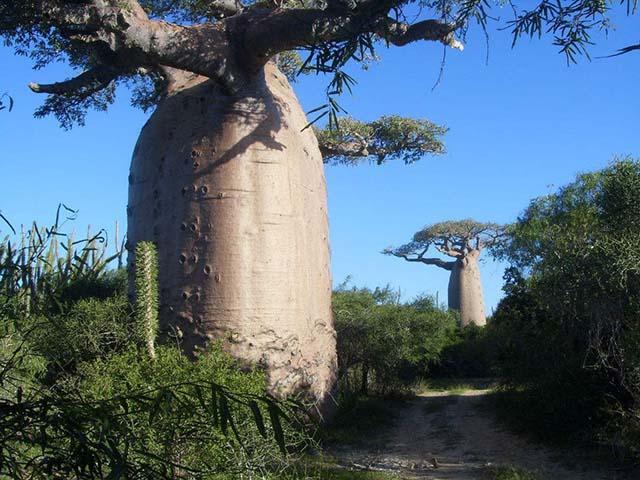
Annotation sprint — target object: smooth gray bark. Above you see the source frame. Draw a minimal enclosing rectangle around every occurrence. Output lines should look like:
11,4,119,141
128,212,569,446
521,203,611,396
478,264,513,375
397,248,486,326
448,252,486,327
127,64,337,414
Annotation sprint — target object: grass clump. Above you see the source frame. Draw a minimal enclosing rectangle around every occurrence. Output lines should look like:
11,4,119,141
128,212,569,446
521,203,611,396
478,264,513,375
484,465,539,480
322,395,402,446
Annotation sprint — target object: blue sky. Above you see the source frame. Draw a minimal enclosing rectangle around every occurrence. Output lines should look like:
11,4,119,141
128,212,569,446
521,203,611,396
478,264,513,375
1,9,638,312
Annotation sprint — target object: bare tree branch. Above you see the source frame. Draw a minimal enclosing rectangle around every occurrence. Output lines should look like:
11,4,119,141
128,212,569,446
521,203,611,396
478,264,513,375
32,0,243,94
375,17,463,50
319,137,370,159
394,253,455,270
242,7,462,65
434,243,464,258
203,0,245,18
29,66,122,97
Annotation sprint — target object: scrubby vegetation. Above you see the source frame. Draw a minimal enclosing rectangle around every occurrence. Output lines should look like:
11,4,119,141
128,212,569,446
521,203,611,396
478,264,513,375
0,214,309,479
330,157,640,465
3,157,640,477
486,157,640,455
333,283,458,397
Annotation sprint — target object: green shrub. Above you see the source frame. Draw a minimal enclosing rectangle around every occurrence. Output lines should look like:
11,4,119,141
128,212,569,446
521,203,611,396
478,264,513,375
30,293,136,375
0,217,313,478
72,343,305,477
491,157,640,452
55,268,127,307
0,343,308,479
485,465,538,480
431,324,496,378
333,284,458,397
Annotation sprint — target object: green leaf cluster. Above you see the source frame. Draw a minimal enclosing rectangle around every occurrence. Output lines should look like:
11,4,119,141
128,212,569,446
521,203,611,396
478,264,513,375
333,283,458,396
316,115,447,165
413,219,503,244
0,213,312,479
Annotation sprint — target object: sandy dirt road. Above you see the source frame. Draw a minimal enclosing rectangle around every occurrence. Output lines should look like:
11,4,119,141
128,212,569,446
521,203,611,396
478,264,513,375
330,389,636,479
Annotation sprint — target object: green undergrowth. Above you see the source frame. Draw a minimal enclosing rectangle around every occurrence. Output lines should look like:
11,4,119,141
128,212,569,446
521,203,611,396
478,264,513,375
207,456,399,479
484,465,539,480
321,395,404,446
484,387,598,446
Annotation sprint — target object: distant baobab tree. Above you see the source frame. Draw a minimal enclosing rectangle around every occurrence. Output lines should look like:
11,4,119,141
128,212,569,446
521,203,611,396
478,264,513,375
384,220,506,327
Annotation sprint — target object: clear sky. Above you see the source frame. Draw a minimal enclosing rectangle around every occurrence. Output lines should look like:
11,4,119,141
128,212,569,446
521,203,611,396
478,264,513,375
1,9,638,313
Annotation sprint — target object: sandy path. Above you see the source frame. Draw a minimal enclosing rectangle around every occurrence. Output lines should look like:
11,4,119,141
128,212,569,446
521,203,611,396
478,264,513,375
331,389,635,479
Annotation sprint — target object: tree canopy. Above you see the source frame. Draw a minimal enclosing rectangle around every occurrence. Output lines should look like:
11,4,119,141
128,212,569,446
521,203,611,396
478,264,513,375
2,0,637,128
317,115,447,165
384,219,506,269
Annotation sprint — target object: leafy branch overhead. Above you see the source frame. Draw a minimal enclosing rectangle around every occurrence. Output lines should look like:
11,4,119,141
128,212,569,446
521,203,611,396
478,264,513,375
316,115,447,165
384,219,507,270
3,0,636,127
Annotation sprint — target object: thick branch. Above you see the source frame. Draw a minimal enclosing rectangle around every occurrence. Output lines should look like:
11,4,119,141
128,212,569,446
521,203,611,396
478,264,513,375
242,7,462,64
394,253,455,271
204,0,245,18
30,0,464,101
34,0,243,94
28,66,122,97
435,244,464,258
319,139,375,160
376,17,463,50
432,237,463,258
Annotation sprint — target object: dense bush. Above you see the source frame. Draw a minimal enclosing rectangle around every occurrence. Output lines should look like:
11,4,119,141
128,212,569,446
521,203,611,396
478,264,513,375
432,324,496,378
490,157,640,451
70,344,304,478
0,226,310,478
0,338,306,479
333,284,458,397
30,293,136,377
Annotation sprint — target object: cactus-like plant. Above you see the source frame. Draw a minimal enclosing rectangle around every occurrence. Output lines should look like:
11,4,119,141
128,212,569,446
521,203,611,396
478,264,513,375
134,241,159,359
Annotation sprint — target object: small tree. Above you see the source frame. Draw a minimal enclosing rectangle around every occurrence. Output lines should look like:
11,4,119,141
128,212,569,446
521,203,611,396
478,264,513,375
384,220,505,326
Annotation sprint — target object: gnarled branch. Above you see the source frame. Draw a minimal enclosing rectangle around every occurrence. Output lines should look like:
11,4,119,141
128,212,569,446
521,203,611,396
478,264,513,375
392,252,455,271
29,66,122,97
242,7,463,67
375,17,463,50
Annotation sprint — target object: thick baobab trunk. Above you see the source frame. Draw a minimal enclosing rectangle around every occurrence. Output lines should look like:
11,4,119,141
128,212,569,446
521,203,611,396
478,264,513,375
127,63,337,413
447,252,486,327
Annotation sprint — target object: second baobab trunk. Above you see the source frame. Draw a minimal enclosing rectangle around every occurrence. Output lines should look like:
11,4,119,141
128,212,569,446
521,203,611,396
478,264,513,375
448,249,486,327
385,220,505,327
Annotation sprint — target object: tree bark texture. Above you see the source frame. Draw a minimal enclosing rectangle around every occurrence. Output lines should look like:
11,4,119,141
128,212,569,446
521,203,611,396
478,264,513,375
447,252,486,327
127,64,337,412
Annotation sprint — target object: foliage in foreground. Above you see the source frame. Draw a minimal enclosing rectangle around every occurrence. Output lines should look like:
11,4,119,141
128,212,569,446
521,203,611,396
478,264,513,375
0,220,310,479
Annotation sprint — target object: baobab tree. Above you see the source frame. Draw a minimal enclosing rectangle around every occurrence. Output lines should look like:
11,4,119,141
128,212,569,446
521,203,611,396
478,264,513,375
385,220,505,327
2,0,634,412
